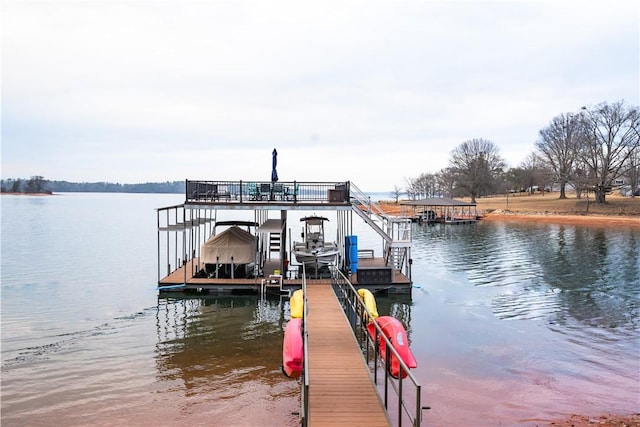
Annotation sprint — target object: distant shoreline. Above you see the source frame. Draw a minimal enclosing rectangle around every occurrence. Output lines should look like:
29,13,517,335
1,192,54,196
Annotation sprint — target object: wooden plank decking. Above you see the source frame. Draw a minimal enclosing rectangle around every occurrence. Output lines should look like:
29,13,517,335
305,281,390,426
158,257,411,292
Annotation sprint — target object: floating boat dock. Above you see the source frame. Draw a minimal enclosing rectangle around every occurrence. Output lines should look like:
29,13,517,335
157,180,413,294
156,181,425,425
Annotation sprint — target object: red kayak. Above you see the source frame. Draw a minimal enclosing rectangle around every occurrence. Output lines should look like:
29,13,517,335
282,318,303,378
367,316,417,378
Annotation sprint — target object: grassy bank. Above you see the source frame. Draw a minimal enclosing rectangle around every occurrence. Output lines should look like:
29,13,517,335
376,191,640,226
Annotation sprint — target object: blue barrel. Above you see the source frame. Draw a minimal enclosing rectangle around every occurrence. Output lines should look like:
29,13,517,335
345,235,358,272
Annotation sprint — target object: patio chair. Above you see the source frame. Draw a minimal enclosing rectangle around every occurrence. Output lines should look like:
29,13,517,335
260,183,271,200
247,182,260,200
285,182,299,201
273,183,284,200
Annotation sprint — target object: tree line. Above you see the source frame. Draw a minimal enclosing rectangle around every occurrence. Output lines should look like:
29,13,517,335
0,177,185,194
400,100,639,204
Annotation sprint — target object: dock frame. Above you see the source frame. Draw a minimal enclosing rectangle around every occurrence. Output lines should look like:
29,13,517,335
157,180,413,294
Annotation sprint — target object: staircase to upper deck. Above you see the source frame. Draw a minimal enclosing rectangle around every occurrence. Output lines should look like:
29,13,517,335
349,183,412,276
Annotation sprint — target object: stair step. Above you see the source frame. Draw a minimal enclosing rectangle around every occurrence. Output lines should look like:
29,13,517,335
270,233,281,252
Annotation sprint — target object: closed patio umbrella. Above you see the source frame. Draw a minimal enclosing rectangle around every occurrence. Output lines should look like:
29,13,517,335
271,149,278,182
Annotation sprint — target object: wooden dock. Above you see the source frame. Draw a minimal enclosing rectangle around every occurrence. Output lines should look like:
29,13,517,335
305,281,390,426
158,257,411,293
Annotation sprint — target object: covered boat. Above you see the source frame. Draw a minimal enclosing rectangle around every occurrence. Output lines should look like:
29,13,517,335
367,316,417,379
293,216,339,270
200,223,258,278
282,318,303,378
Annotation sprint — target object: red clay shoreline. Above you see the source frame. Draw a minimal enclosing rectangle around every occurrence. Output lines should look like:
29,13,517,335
480,211,640,227
544,413,640,427
376,201,640,227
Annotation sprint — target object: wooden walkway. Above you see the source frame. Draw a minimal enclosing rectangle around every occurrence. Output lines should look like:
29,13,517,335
305,281,390,426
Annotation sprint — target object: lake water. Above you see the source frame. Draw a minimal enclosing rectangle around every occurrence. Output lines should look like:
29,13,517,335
1,193,638,426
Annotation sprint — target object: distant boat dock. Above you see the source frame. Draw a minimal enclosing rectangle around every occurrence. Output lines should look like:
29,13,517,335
400,198,479,224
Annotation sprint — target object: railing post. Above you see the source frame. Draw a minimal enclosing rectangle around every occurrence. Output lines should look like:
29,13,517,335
415,385,422,427
398,372,403,427
384,341,390,408
350,291,357,329
301,265,309,427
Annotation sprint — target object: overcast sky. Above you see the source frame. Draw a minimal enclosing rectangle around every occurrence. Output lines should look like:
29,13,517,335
2,1,638,191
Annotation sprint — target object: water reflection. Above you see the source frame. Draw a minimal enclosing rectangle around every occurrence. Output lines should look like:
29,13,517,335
409,221,639,424
411,222,639,332
374,294,415,339
154,295,299,425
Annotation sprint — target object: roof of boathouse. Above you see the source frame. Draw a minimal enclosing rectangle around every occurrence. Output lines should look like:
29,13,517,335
400,198,476,207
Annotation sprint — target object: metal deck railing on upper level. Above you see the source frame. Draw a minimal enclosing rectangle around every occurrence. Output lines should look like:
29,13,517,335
185,180,351,204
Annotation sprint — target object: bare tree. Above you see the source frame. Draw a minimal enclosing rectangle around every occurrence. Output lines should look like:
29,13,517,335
436,168,456,198
579,101,640,203
404,177,419,200
390,185,403,202
520,153,542,194
415,173,437,198
449,138,505,203
536,112,581,199
624,146,639,198
404,173,438,199
504,167,529,193
570,158,593,199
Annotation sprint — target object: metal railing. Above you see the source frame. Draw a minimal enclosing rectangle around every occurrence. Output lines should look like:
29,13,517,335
300,265,310,427
350,181,391,221
156,203,216,284
349,182,413,278
185,179,351,204
330,266,427,427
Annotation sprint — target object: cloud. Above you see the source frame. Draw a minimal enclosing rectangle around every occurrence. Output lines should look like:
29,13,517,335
2,0,638,189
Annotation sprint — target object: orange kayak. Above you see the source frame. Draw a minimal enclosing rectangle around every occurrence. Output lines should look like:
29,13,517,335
367,316,417,379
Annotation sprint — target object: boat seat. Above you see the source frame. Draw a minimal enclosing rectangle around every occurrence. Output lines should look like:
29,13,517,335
306,233,323,250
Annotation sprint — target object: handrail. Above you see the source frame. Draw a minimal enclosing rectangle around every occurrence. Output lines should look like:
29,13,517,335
300,265,310,427
330,265,426,427
184,179,351,204
349,181,391,220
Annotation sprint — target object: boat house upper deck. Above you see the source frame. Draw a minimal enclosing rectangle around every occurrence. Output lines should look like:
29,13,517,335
185,179,352,207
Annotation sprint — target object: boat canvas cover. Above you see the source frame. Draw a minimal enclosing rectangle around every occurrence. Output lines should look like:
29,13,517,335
201,226,257,264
